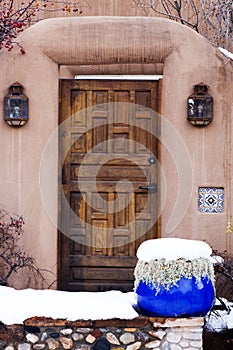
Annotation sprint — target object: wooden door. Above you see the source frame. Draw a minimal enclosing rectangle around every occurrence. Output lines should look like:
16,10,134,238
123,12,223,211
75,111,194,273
59,80,160,291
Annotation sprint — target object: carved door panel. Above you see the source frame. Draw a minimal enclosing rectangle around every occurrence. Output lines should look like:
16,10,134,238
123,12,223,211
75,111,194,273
59,80,160,291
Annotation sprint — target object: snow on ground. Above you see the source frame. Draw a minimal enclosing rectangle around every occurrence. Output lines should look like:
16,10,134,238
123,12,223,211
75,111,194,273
205,298,233,333
218,47,233,60
136,238,212,262
2,284,233,333
0,287,138,325
1,238,231,330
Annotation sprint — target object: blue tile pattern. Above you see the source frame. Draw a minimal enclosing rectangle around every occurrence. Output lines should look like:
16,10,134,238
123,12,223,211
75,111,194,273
198,187,224,213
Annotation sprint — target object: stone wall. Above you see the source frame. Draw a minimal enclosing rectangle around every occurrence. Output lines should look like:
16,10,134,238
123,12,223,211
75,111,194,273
0,317,204,350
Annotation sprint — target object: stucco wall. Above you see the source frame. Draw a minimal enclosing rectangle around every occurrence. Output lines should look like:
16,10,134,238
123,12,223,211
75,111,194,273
0,17,232,288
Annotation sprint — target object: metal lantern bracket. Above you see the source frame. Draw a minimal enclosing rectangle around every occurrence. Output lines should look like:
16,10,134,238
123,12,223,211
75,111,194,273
187,83,213,127
4,82,29,127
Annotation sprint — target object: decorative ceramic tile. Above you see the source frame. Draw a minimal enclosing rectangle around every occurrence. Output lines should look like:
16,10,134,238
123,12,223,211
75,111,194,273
198,187,224,213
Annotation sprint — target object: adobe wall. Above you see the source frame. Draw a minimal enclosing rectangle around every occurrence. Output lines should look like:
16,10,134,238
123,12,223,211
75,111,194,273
0,17,232,288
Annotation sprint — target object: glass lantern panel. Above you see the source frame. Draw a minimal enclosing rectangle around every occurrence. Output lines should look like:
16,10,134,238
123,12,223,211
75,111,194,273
10,99,28,119
194,100,207,119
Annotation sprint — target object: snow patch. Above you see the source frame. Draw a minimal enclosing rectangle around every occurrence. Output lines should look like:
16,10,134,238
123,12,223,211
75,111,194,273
205,298,233,332
0,287,138,325
210,255,224,265
136,238,212,262
218,47,233,61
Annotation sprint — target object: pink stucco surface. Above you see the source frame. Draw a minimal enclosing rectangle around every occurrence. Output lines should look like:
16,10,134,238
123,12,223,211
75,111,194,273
0,17,232,288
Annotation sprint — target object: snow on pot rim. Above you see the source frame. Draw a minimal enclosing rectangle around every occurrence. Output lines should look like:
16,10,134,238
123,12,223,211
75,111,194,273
136,238,212,262
134,238,215,293
134,238,215,317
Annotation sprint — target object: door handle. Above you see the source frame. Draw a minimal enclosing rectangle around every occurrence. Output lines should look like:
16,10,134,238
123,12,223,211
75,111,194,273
139,183,157,193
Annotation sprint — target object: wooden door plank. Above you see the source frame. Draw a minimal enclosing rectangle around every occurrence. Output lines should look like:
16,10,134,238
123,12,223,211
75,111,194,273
69,255,137,267
72,267,134,281
67,282,134,292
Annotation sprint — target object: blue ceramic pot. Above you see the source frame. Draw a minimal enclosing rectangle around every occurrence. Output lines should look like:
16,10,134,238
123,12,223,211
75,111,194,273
136,276,215,317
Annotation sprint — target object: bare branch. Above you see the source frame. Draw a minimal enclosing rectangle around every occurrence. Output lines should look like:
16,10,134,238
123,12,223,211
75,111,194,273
0,208,55,288
132,0,233,49
0,0,87,52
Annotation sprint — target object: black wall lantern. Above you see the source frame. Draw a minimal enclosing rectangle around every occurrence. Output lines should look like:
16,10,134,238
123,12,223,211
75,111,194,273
4,82,29,127
187,83,213,126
